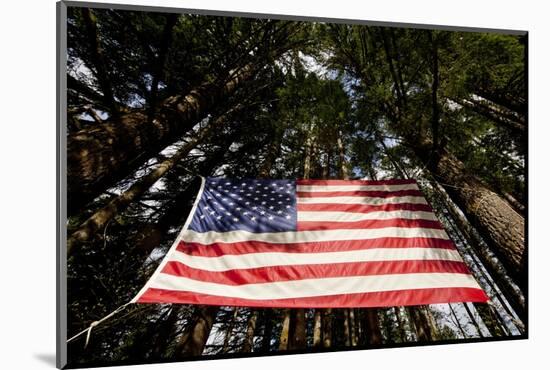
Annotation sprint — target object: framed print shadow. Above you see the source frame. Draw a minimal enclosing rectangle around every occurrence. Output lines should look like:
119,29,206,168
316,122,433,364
56,1,528,368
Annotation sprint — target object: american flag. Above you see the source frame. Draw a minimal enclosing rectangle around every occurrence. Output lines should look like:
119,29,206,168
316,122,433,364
132,177,488,308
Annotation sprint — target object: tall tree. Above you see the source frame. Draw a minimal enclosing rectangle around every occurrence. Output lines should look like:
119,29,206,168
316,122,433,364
327,25,526,292
175,306,218,358
67,11,306,214
66,12,525,366
67,102,248,254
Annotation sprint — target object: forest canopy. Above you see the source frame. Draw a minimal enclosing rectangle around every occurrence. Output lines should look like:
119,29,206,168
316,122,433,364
65,7,526,367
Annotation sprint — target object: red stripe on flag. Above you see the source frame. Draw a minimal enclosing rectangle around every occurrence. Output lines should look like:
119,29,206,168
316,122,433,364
297,203,433,213
296,218,443,231
296,179,417,185
176,237,456,257
161,260,472,285
296,189,423,198
136,287,488,308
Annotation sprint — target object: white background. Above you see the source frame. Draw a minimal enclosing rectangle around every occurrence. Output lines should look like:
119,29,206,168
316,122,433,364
0,0,547,369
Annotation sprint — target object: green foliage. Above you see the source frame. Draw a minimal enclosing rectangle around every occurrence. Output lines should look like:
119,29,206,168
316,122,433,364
66,7,525,366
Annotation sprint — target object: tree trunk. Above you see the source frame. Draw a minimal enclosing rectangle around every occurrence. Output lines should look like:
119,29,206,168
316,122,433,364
150,306,181,360
356,308,363,342
258,126,282,178
175,305,218,358
375,130,409,179
418,146,526,291
322,308,333,347
242,310,259,353
406,306,435,342
67,74,110,111
132,181,198,258
429,31,441,149
131,129,240,261
343,309,351,346
361,308,383,345
222,308,239,353
313,309,322,347
336,130,348,179
462,303,484,338
381,309,395,344
474,86,526,118
366,163,378,181
452,97,525,134
288,309,307,350
344,308,358,346
448,304,467,338
474,303,506,337
260,309,274,352
502,191,525,215
423,306,439,339
349,309,358,346
67,103,243,255
434,182,526,321
303,128,314,180
279,309,291,351
149,305,180,360
380,28,406,108
322,148,332,179
67,63,255,214
393,307,407,342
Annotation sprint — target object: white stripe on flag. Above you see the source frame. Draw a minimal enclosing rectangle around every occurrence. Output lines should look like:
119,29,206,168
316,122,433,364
148,272,480,300
170,247,464,272
297,210,438,222
296,196,428,205
180,227,449,245
296,183,419,192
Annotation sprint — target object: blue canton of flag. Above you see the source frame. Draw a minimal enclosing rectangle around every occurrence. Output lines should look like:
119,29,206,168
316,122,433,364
188,178,297,233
